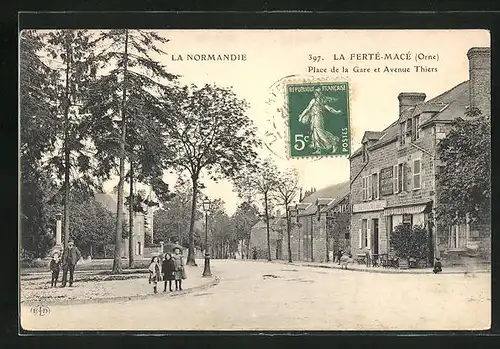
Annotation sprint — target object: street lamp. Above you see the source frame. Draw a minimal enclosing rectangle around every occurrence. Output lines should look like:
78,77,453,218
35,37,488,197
202,197,212,277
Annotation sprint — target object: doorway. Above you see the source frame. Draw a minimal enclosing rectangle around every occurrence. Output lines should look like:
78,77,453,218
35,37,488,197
372,218,379,255
276,239,283,260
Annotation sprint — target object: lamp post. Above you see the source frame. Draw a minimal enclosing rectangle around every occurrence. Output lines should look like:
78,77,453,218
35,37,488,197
202,198,212,277
51,212,63,255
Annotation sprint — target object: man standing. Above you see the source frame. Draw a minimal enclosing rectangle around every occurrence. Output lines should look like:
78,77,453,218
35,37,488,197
61,239,82,287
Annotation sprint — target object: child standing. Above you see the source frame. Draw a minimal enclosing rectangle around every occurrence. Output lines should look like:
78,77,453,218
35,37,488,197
172,247,186,291
433,257,443,274
49,252,61,287
162,253,175,292
148,256,162,294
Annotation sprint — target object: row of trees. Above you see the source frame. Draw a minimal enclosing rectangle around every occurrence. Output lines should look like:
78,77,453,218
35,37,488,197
20,29,260,272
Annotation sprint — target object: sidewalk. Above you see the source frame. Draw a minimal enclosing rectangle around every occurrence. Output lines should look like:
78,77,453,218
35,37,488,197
240,258,491,275
20,264,219,306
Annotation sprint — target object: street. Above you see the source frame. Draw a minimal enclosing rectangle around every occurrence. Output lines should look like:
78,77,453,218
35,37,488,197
21,260,490,331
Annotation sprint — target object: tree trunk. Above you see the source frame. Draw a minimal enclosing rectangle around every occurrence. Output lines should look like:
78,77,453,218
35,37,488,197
63,44,71,248
264,191,271,261
286,209,292,263
128,163,134,268
246,237,250,259
112,29,129,274
186,175,198,266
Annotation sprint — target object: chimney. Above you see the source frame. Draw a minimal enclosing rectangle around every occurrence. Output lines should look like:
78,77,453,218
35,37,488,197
467,47,491,116
397,92,426,118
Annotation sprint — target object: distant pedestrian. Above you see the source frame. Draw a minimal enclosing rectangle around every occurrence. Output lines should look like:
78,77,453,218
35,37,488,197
162,252,175,292
49,252,61,287
365,249,372,267
340,252,353,269
61,239,82,287
172,247,186,291
336,249,343,265
148,256,162,294
433,257,442,274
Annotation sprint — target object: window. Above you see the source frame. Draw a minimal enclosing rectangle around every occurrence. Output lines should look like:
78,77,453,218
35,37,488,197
449,224,468,249
412,115,420,140
406,118,413,138
362,176,368,201
402,214,413,227
367,175,372,201
400,122,406,145
372,173,379,200
345,232,350,240
413,159,421,190
398,163,405,192
393,165,399,194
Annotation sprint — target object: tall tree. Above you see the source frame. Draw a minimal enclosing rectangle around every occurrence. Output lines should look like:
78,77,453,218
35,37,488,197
235,159,279,261
232,201,260,259
436,108,491,227
274,169,299,263
87,29,176,273
20,30,60,257
31,30,101,249
163,84,260,266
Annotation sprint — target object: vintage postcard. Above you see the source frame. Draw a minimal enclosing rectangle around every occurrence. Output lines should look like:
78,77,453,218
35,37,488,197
19,29,491,331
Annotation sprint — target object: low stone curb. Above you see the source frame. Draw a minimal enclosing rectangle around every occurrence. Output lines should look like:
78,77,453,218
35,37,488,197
294,262,491,275
21,276,220,307
235,258,490,275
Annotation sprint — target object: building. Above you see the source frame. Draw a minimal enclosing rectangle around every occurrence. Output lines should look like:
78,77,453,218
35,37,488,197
286,181,350,262
94,193,148,258
349,47,490,266
249,215,286,259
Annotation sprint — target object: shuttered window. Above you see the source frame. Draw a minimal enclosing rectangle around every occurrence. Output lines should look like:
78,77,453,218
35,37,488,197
413,159,421,190
393,164,399,194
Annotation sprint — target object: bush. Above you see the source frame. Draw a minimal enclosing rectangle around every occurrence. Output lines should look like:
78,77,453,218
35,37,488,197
390,224,429,261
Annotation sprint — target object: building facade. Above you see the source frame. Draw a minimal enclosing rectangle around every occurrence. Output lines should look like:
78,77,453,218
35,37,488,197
94,193,147,258
349,47,490,266
286,182,350,262
249,217,285,260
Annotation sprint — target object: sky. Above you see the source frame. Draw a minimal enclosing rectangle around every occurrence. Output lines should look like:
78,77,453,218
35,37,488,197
103,29,490,214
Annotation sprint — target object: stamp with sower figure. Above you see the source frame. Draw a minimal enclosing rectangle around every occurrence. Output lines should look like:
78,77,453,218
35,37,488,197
287,82,350,158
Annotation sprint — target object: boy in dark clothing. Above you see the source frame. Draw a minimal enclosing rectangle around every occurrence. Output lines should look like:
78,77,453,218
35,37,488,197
49,252,61,287
433,257,443,274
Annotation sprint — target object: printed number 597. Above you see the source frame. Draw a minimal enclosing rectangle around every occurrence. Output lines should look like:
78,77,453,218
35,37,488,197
294,134,310,151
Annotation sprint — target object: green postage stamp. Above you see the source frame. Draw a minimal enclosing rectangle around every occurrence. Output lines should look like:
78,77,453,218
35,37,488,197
287,82,350,158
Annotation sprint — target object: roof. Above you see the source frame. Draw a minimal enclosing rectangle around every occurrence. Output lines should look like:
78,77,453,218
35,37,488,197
351,80,470,158
420,81,469,126
351,120,399,157
321,185,350,213
316,198,332,206
298,181,350,216
362,131,384,142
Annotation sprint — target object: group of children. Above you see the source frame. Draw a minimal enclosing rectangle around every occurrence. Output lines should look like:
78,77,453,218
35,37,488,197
148,247,186,294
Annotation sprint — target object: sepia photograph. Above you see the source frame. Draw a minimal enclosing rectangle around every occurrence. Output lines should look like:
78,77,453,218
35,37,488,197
19,28,491,331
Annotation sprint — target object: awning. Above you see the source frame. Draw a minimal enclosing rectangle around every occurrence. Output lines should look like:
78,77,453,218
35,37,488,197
383,203,431,216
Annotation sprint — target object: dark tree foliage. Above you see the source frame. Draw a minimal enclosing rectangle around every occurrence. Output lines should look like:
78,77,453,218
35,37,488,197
436,108,491,227
390,224,429,261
